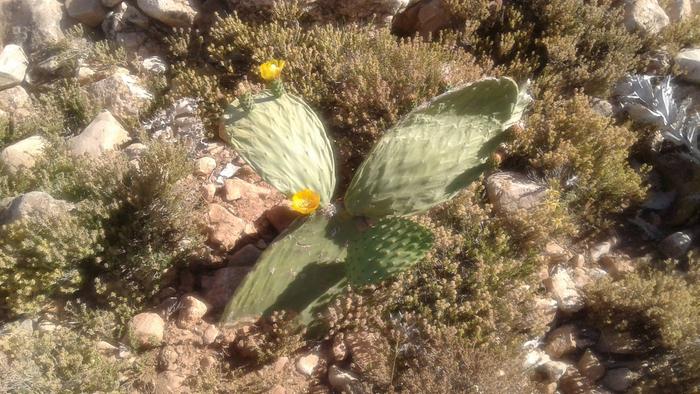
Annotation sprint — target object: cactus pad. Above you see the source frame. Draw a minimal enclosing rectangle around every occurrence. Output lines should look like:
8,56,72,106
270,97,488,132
346,218,433,286
344,77,531,218
222,91,337,204
221,211,361,324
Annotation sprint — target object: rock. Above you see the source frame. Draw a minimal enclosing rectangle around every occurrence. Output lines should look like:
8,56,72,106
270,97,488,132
66,0,107,27
332,335,348,361
128,312,164,349
0,86,32,121
102,0,123,7
624,0,670,35
223,178,269,200
531,297,558,336
599,255,635,279
202,324,219,345
590,97,613,118
68,110,131,157
228,244,261,266
589,240,613,262
200,266,250,310
675,48,700,84
544,324,583,359
123,142,148,160
267,385,286,394
0,135,47,173
486,172,548,214
0,45,28,90
545,266,584,313
296,353,320,376
577,349,605,382
328,365,361,393
558,368,596,394
200,183,218,202
539,359,571,382
142,56,167,73
194,156,216,176
136,0,198,27
392,0,452,38
669,0,692,21
96,340,118,354
0,191,72,226
102,1,150,39
659,230,694,258
84,68,152,120
23,0,67,51
207,204,246,249
602,368,638,392
596,328,642,355
265,203,302,232
155,370,185,393
177,294,208,327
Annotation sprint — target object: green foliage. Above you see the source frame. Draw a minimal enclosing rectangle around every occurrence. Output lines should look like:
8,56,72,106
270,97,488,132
169,16,485,178
223,90,337,203
345,77,528,217
0,326,126,393
442,0,642,97
346,217,433,286
509,92,647,231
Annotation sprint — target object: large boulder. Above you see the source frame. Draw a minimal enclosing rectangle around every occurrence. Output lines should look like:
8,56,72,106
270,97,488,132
0,44,28,90
675,48,700,84
0,191,72,226
136,0,198,27
84,68,152,120
624,0,670,35
6,0,69,51
68,110,131,157
0,135,47,173
66,0,107,27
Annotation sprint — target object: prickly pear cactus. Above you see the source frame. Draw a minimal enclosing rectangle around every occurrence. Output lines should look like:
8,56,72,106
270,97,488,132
345,218,433,286
221,211,361,323
344,77,531,218
222,91,337,204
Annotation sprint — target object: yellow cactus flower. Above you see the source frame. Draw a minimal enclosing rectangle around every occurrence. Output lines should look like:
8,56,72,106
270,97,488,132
259,60,286,81
291,189,320,215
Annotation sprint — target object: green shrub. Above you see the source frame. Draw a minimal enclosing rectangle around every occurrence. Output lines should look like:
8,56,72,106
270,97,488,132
509,92,647,231
168,17,485,181
442,0,642,97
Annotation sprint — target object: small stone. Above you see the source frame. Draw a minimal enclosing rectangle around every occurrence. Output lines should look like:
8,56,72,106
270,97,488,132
602,368,639,392
177,294,208,327
577,349,605,382
96,340,118,354
267,385,286,394
296,353,320,376
0,135,47,173
195,157,216,177
332,335,348,361
68,110,131,157
599,255,635,280
155,371,185,393
544,324,582,359
624,0,670,35
202,324,220,345
136,0,198,27
538,359,571,382
676,48,700,84
545,266,584,313
273,356,289,372
222,178,242,201
228,244,262,266
200,266,250,310
589,241,613,262
328,365,361,393
142,56,167,73
66,0,107,27
486,172,548,214
200,183,218,202
200,354,217,368
128,312,164,349
0,45,28,90
218,162,239,179
659,230,694,258
265,203,302,233
207,204,246,249
37,321,57,332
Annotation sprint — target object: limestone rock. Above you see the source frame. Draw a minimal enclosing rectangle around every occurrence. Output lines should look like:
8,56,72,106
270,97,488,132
202,324,219,345
24,0,67,51
599,255,635,279
0,44,28,90
136,0,198,27
544,324,584,359
84,68,152,120
177,294,208,327
102,0,123,7
194,156,216,176
0,135,47,173
68,110,131,157
675,48,700,84
0,191,72,226
296,353,320,376
669,0,692,21
328,365,361,393
207,204,246,249
545,266,584,313
128,312,164,349
624,0,670,35
200,266,250,310
486,172,548,214
577,349,605,382
102,1,150,39
200,183,218,202
0,86,32,121
392,0,452,38
66,0,107,27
